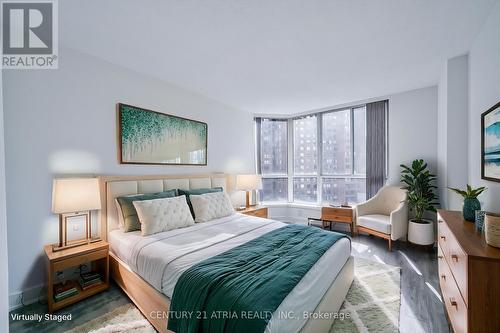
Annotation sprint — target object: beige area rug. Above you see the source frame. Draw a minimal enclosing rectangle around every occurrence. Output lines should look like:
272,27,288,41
65,258,401,333
331,258,401,332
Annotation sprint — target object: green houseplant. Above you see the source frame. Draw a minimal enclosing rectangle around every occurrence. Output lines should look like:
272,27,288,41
400,159,439,223
448,185,486,221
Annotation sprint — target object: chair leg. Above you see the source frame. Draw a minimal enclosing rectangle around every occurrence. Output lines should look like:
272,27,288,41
388,238,392,251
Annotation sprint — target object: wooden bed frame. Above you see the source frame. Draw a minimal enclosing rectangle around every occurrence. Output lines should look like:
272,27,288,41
99,174,354,333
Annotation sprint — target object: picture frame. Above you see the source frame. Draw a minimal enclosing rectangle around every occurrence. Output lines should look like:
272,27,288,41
118,103,208,165
481,101,500,183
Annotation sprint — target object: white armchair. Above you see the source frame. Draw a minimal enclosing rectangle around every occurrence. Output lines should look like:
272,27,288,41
355,186,408,251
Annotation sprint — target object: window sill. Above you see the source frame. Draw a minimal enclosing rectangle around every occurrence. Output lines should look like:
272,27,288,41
261,202,323,210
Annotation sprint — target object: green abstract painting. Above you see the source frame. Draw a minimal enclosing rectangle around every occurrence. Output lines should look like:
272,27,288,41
118,104,207,165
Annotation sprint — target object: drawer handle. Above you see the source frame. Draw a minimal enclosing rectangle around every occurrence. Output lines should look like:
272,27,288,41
440,236,446,241
438,220,443,223
441,274,446,280
451,254,459,262
437,255,443,259
450,298,458,308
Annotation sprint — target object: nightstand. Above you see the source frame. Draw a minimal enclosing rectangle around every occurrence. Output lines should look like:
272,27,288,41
239,206,268,218
321,206,355,236
44,241,109,313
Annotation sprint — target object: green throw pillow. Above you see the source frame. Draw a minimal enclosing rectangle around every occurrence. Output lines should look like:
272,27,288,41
117,189,177,232
178,187,223,218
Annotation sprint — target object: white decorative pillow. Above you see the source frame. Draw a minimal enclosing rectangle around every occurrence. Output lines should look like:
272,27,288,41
190,191,235,223
132,195,194,236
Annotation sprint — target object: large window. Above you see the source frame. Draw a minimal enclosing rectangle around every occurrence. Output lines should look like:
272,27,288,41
257,105,370,205
258,119,288,202
293,116,318,202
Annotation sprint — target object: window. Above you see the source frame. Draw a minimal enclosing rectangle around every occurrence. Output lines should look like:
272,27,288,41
256,104,373,205
293,116,318,202
259,119,287,175
293,116,318,175
261,178,288,202
353,107,366,175
258,119,288,202
322,178,366,205
293,177,317,203
322,110,351,175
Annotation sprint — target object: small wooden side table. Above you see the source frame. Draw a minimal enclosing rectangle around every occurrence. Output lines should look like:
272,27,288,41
238,206,268,218
321,206,355,236
44,241,109,313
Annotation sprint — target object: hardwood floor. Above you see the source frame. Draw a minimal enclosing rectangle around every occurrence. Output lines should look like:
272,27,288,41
9,233,449,333
352,234,450,333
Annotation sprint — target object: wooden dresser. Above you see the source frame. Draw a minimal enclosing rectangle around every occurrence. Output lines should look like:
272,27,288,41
437,210,500,333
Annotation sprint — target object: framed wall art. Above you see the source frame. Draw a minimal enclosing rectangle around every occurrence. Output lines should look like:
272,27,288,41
482,101,500,182
118,103,207,165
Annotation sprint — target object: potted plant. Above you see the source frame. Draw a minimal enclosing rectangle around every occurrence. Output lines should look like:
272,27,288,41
400,159,439,245
448,185,486,221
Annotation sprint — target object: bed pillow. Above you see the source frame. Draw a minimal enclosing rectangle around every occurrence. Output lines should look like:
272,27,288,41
178,187,223,218
190,191,235,223
133,195,194,236
116,189,177,232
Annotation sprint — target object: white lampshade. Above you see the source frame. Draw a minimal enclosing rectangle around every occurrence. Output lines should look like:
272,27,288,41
236,174,263,191
52,178,101,214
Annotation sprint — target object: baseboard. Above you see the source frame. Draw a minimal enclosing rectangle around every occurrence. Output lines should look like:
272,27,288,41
9,284,45,311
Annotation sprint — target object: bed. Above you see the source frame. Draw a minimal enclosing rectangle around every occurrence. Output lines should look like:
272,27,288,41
99,174,354,333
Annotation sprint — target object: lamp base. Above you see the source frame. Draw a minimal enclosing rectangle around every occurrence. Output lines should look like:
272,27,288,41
52,237,102,252
53,211,99,252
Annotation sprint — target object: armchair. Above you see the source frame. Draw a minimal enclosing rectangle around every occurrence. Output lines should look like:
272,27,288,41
355,186,408,251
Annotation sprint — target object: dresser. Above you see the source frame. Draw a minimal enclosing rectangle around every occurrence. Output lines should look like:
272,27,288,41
437,210,500,333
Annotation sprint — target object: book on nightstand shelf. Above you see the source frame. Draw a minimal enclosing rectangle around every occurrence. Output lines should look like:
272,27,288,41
79,271,103,290
53,281,78,302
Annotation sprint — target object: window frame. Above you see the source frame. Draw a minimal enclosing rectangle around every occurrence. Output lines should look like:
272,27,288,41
257,103,373,205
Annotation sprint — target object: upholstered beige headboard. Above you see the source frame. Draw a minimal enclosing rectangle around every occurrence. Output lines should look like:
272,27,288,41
98,173,229,240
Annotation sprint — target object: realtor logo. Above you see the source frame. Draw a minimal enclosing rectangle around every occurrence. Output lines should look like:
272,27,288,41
1,0,58,69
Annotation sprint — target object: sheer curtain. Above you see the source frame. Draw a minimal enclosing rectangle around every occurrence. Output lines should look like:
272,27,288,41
366,100,388,198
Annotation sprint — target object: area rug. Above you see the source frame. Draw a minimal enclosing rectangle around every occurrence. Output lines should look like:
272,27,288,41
64,304,155,333
330,257,401,333
65,258,400,333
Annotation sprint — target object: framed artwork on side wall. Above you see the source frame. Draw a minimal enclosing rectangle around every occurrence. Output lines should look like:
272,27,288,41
482,101,500,182
118,103,208,165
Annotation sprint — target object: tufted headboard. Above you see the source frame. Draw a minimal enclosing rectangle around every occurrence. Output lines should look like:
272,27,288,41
98,173,230,240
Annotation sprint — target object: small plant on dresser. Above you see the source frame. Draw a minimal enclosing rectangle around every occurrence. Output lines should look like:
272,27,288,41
448,184,486,221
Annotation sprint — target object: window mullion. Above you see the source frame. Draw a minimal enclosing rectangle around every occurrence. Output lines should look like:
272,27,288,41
287,118,293,203
317,113,322,204
350,108,355,176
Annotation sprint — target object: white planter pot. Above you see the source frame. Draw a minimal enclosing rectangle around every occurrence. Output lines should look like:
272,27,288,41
408,219,434,245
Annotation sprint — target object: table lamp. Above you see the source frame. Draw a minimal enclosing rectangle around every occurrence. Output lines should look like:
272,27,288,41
236,174,263,209
52,178,101,251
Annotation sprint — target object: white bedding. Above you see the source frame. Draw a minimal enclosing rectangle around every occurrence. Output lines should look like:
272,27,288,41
109,213,351,333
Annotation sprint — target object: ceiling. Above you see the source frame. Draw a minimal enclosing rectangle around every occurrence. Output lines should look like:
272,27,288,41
60,0,498,114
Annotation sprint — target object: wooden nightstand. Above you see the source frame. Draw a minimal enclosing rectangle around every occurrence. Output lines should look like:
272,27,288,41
321,206,355,236
44,241,109,313
238,206,268,218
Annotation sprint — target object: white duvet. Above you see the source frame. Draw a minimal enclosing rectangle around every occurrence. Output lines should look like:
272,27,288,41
109,213,351,333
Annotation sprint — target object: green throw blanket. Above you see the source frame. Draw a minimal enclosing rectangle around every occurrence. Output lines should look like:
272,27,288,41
168,224,348,333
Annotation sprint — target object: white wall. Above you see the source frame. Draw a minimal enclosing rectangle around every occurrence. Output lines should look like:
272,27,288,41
437,63,448,208
468,2,500,213
437,55,469,210
0,66,10,330
387,86,438,184
3,47,254,307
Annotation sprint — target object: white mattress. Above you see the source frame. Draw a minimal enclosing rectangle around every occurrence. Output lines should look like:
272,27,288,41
109,213,351,333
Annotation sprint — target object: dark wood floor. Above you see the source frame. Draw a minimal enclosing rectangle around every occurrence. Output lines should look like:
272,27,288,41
351,233,450,333
10,232,450,333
